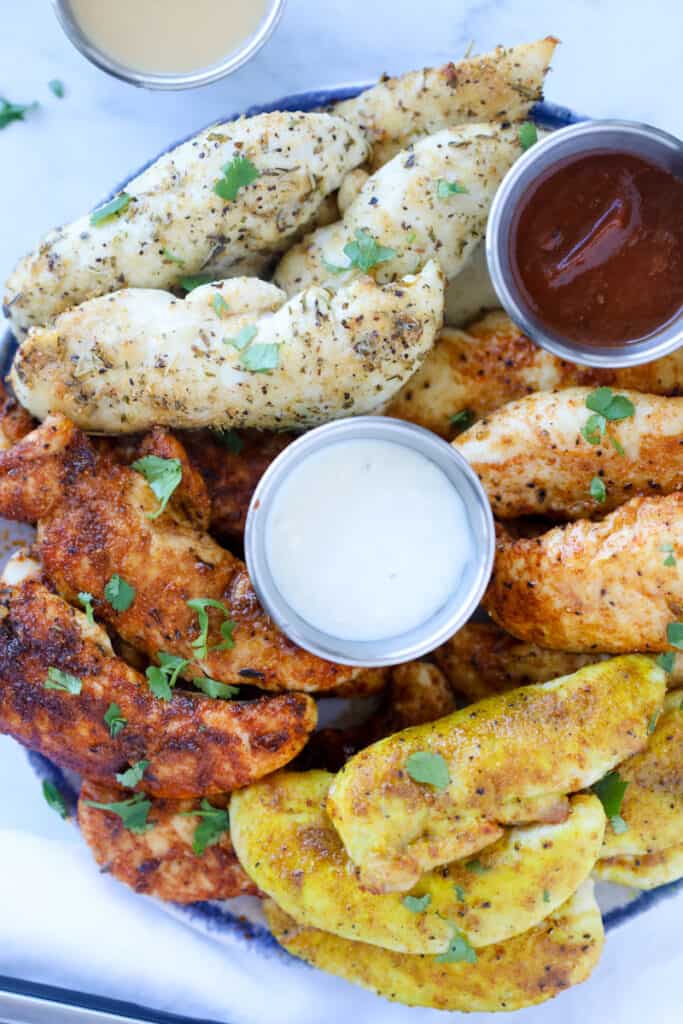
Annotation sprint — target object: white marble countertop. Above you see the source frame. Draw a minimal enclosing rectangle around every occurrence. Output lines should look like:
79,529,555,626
0,0,681,1021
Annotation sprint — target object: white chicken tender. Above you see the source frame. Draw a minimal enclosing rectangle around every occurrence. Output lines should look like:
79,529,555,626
10,264,444,434
274,124,522,296
3,112,369,337
335,38,557,170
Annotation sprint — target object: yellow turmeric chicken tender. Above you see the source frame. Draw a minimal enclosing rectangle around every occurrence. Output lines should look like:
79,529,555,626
327,656,665,892
594,844,683,890
231,770,605,953
264,880,604,1012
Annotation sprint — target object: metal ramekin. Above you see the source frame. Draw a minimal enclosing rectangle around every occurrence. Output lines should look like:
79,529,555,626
52,0,286,90
245,417,495,667
486,119,683,368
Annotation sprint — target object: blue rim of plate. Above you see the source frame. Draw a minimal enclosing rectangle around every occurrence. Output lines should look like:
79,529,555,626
5,84,683,1022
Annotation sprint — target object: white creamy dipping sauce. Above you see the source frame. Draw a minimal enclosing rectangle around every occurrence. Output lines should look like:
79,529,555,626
265,439,473,642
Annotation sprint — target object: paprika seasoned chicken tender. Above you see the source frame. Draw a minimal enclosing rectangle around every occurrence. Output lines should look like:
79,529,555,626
11,266,444,433
231,770,605,953
79,783,255,902
327,656,665,892
486,493,683,653
265,881,604,1013
456,388,683,519
3,111,369,337
335,38,557,171
274,124,523,296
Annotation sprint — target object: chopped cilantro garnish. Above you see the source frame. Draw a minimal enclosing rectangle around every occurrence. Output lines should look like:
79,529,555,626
145,652,190,701
589,476,606,504
240,343,280,373
225,324,258,351
212,292,230,318
518,122,538,151
0,97,38,130
343,228,396,273
660,542,677,568
44,667,82,695
592,770,628,834
464,858,490,875
543,889,551,903
647,712,659,735
435,925,477,964
104,574,136,612
211,428,244,454
436,178,469,198
115,759,149,788
667,622,683,650
402,894,432,913
180,274,213,292
450,409,475,434
132,455,182,519
48,79,65,99
42,780,68,819
453,884,466,902
78,591,95,625
162,248,185,264
192,676,240,699
657,652,675,673
582,388,635,448
181,799,230,855
85,792,152,834
187,598,236,660
213,155,260,202
104,702,127,738
405,751,450,790
90,192,132,226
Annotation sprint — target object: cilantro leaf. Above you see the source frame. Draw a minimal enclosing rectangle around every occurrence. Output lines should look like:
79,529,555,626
240,343,280,373
90,192,132,226
589,476,606,503
44,667,82,695
518,122,538,151
48,79,65,99
657,652,675,673
146,652,190,700
104,702,127,738
436,178,469,198
543,889,551,903
0,97,38,130
212,292,230,318
647,711,659,735
192,676,240,699
586,387,635,421
78,591,95,625
42,780,68,819
225,324,258,351
115,759,149,788
187,598,236,660
450,409,475,434
435,925,477,964
610,435,625,456
104,574,136,612
181,799,230,855
465,858,490,875
453,884,466,902
343,229,396,273
211,428,244,454
402,894,431,913
162,248,185,265
213,155,260,202
667,622,683,650
592,770,629,833
132,455,182,519
406,751,450,790
180,273,213,292
85,792,153,834
581,413,606,446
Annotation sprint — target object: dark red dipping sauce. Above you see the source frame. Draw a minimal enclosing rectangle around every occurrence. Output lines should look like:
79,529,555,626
510,151,683,346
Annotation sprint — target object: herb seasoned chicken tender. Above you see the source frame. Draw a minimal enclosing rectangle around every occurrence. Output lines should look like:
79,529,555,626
486,493,683,652
594,844,683,889
335,38,557,171
385,311,683,437
0,566,316,796
274,124,522,296
456,388,683,519
265,881,603,1013
11,266,444,434
327,656,665,892
3,111,369,337
79,783,255,902
231,771,605,953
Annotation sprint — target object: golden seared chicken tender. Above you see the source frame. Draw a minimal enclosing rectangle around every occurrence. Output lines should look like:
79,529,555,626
11,267,444,434
456,388,683,519
274,124,522,296
335,38,557,171
327,656,665,892
0,562,315,796
0,416,377,695
386,312,683,437
231,770,604,953
594,844,683,889
0,382,35,450
600,690,683,858
79,783,255,902
3,111,368,337
265,880,603,1013
486,493,683,653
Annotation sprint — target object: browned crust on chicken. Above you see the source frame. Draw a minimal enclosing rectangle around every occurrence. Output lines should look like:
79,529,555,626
0,577,316,796
0,381,35,449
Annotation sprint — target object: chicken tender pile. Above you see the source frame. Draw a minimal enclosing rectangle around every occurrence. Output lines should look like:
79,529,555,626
1,33,681,1016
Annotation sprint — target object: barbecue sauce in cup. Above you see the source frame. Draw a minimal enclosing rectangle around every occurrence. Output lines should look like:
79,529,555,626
510,151,683,347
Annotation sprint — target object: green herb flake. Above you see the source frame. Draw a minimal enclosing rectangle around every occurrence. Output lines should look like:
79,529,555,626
211,428,244,454
44,667,83,695
181,798,230,855
343,228,396,273
592,770,629,834
660,542,677,568
405,751,450,790
518,122,538,151
450,409,475,434
322,257,349,276
145,652,190,701
85,792,153,834
48,79,65,99
581,412,606,446
104,574,136,612
0,97,39,130
162,248,185,265
402,894,432,913
212,292,230,319
192,676,240,699
240,343,280,373
586,387,635,421
656,652,675,673
436,178,469,198
213,155,260,202
104,702,127,738
465,858,490,875
609,435,625,456
78,591,95,625
225,324,258,351
42,780,68,819
187,598,236,660
132,455,182,519
116,759,149,788
453,885,466,902
180,273,213,292
589,476,606,504
648,711,660,735
90,192,132,226
543,889,551,903
435,925,477,964
668,622,683,650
